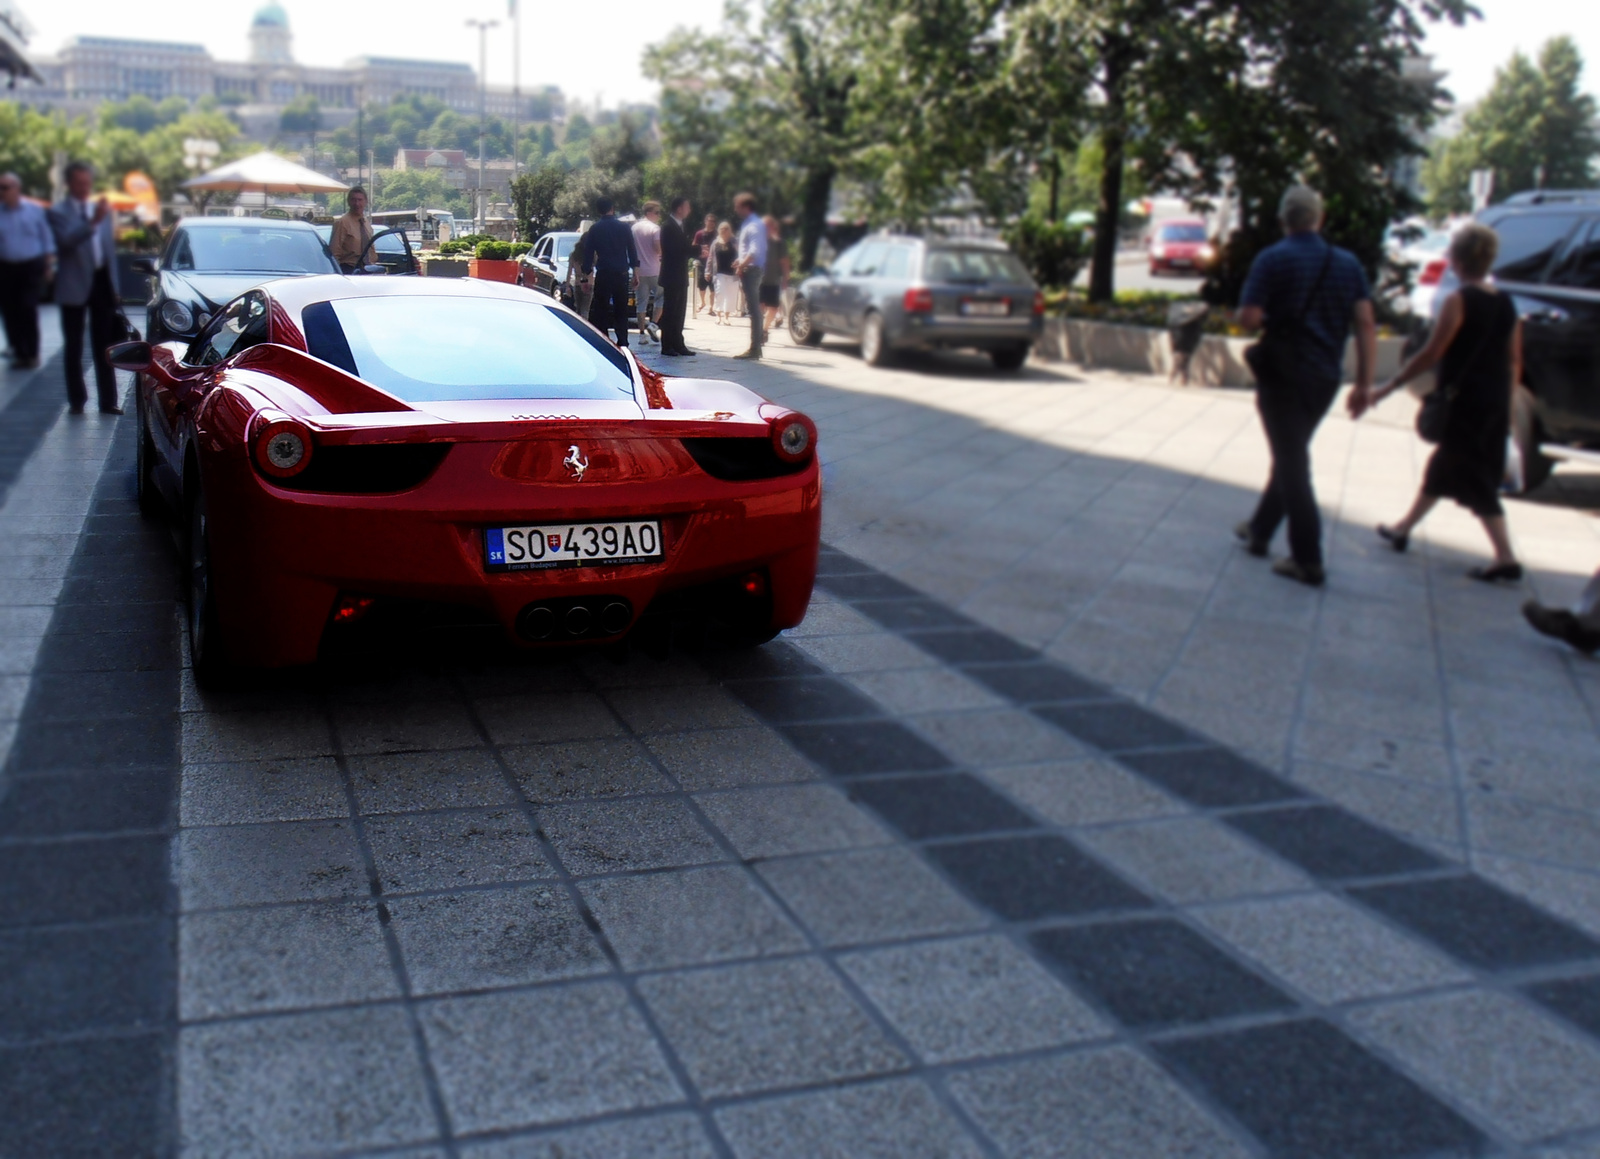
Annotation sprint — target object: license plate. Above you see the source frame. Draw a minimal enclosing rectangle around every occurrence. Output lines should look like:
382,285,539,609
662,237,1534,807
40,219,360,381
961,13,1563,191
1170,258,1192,267
961,299,1010,317
486,520,662,571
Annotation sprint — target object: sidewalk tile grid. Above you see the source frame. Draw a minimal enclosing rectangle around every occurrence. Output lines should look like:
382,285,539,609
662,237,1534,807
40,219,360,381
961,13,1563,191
5,355,1600,1157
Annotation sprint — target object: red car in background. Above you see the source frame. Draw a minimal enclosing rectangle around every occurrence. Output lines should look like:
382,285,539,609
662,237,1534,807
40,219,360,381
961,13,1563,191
110,276,820,683
1147,219,1216,276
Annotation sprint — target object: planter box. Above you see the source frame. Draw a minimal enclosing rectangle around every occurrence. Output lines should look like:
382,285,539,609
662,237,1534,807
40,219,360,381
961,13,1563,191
468,258,520,284
422,258,470,278
1037,317,1403,387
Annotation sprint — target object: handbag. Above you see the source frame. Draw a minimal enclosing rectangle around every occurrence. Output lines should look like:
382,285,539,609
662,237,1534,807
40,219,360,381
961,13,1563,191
1414,319,1490,445
1244,242,1334,387
113,308,141,344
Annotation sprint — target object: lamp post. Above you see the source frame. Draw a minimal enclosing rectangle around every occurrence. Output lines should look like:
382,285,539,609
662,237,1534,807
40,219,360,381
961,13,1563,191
465,16,498,233
509,0,520,188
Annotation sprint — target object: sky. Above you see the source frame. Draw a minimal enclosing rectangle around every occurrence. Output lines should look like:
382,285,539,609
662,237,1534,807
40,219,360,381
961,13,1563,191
19,0,1600,111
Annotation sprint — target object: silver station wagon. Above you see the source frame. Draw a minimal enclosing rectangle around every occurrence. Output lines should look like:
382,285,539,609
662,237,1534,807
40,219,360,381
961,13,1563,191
789,235,1043,370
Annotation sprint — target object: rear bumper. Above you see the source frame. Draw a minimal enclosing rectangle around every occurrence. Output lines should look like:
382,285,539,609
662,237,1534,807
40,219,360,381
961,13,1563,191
202,446,821,668
892,315,1041,350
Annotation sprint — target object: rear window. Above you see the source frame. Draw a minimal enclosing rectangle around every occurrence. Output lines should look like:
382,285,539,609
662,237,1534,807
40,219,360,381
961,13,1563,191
302,296,636,403
924,249,1031,284
1482,211,1581,282
174,225,336,274
1158,224,1207,242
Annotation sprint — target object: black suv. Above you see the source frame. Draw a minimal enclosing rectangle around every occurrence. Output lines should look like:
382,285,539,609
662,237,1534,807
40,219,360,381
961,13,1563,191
1471,191,1600,488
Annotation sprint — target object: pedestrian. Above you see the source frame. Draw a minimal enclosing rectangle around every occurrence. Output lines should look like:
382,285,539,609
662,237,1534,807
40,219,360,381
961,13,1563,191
579,196,639,348
48,161,123,415
0,172,55,370
732,193,767,360
1523,572,1600,655
759,214,789,342
1233,185,1376,586
1354,223,1523,582
693,212,717,316
331,187,373,274
632,201,663,344
658,196,695,357
711,223,739,325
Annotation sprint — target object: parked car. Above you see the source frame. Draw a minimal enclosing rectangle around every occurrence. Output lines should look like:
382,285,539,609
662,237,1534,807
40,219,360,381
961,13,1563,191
519,231,582,303
1415,191,1600,490
1147,219,1216,276
1394,226,1452,317
789,235,1043,370
112,276,820,684
137,217,337,345
312,224,420,277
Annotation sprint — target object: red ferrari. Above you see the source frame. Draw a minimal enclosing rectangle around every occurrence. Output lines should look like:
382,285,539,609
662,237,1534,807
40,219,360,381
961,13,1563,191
110,276,820,683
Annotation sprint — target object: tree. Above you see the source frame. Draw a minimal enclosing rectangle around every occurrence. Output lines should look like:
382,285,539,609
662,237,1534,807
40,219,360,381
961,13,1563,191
0,104,89,195
564,112,593,145
369,167,473,220
510,161,568,239
1424,37,1600,215
644,0,862,271
279,94,323,136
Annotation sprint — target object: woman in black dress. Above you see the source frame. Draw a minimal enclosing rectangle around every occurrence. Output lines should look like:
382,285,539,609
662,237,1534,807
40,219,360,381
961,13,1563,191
1355,223,1524,581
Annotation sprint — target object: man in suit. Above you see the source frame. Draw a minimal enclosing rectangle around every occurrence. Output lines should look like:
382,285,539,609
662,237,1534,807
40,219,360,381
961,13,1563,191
579,197,638,349
49,161,122,414
658,196,694,357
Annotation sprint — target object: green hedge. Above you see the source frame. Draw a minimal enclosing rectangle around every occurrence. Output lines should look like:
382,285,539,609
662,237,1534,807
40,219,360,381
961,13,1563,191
474,240,514,261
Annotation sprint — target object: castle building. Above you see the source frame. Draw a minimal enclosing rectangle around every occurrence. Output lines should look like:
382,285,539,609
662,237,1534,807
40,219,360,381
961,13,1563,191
17,4,560,124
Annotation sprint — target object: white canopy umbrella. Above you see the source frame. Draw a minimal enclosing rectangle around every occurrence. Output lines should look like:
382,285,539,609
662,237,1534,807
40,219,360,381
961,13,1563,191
180,151,348,197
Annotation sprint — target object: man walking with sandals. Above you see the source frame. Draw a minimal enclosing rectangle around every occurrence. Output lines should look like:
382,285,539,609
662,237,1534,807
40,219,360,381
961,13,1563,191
1234,185,1375,586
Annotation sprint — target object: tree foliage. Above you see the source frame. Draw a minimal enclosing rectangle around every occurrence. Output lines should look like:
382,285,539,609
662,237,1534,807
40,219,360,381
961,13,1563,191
1424,37,1599,216
510,160,570,239
369,167,473,220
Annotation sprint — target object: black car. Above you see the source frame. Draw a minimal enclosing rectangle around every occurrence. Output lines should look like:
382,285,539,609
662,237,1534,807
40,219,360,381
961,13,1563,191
313,224,421,278
1452,191,1600,489
137,218,338,345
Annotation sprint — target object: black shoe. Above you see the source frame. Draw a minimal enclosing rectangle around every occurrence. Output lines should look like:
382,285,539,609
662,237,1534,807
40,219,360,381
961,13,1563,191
1468,561,1522,584
1523,600,1600,655
678,348,697,356
68,404,85,415
99,406,124,416
1233,521,1268,558
1271,557,1326,587
732,349,761,361
659,348,685,357
1376,524,1409,553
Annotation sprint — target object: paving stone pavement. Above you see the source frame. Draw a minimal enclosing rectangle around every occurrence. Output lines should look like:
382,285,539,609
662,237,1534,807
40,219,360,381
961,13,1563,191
1,312,1598,1158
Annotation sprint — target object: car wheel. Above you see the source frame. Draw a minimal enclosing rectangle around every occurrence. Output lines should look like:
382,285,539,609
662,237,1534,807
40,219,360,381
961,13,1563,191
1511,384,1555,493
860,312,892,367
789,298,823,346
187,486,232,689
990,346,1029,371
135,392,161,519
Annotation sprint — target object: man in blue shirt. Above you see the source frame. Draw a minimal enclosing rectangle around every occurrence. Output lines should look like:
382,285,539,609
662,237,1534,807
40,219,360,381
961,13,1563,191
732,192,767,361
577,196,639,348
1236,185,1376,586
0,172,56,369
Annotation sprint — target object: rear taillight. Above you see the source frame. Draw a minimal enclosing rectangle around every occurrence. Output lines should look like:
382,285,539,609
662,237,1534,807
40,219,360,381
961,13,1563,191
770,412,817,464
903,287,934,313
251,412,315,479
1419,259,1446,286
1032,291,1046,315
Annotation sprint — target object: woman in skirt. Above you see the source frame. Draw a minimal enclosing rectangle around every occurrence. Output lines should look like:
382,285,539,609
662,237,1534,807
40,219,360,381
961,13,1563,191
712,222,740,324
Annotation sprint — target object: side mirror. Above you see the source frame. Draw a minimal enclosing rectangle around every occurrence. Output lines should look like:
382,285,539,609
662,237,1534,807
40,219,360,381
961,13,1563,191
107,340,153,372
130,257,158,275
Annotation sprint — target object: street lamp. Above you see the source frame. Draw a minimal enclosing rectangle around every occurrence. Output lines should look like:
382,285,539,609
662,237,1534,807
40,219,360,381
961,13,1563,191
465,16,499,233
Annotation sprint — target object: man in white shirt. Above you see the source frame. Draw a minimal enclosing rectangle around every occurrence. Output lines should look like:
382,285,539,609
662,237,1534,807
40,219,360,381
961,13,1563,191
632,202,663,343
0,172,56,369
48,161,123,414
732,192,767,361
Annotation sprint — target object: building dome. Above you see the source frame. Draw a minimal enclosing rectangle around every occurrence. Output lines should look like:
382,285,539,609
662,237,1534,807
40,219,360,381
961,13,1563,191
249,4,294,64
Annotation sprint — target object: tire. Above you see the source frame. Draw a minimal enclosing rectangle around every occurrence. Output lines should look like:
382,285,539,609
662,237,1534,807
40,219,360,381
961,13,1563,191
1511,384,1555,493
860,312,892,367
186,486,232,689
135,392,161,519
789,298,823,346
990,346,1029,371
